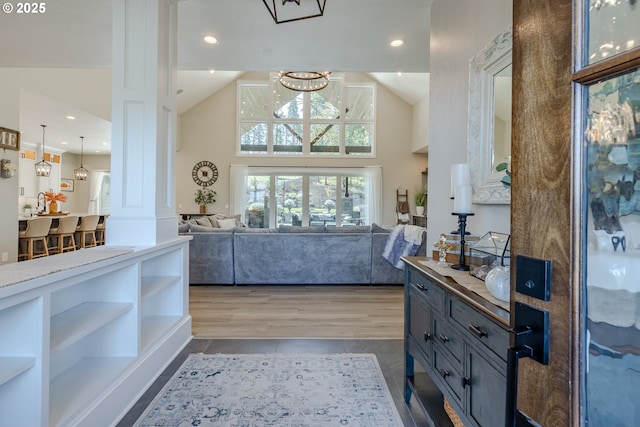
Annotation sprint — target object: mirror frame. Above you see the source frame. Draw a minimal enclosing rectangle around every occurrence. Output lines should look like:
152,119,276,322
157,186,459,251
467,25,512,204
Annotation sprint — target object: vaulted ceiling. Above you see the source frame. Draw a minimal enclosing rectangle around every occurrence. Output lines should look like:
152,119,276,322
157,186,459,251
2,0,431,154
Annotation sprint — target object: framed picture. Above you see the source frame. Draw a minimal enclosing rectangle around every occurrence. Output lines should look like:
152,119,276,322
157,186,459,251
0,127,20,151
60,178,74,192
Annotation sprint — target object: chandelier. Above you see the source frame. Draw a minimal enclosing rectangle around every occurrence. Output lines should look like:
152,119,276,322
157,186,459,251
262,0,326,24
74,136,89,181
35,124,52,177
279,71,331,92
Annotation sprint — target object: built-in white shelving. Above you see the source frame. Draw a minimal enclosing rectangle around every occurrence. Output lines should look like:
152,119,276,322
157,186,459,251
0,238,192,427
0,357,36,387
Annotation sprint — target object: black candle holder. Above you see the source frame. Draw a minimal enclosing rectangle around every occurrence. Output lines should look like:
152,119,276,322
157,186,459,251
451,212,474,271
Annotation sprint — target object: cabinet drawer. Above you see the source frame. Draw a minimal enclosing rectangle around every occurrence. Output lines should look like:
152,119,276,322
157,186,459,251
433,314,464,364
433,343,465,406
449,297,509,361
409,270,445,315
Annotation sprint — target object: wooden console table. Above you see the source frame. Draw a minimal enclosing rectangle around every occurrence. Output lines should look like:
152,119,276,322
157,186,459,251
402,257,510,427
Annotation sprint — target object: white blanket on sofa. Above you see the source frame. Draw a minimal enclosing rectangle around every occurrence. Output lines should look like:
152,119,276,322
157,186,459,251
382,225,425,269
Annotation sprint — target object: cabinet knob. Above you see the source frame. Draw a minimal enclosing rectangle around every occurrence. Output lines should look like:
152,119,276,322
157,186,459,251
468,324,488,338
462,376,471,388
438,334,449,344
424,332,431,342
415,283,426,292
439,368,450,379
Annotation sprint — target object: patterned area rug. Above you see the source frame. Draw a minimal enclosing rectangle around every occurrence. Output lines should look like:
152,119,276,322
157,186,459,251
134,353,404,427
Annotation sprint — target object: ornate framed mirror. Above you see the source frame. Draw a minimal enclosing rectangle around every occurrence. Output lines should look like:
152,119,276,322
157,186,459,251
467,26,512,204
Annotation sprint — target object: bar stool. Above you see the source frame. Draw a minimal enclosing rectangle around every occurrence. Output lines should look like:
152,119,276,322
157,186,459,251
47,216,78,255
76,215,100,249
18,217,52,261
95,215,106,245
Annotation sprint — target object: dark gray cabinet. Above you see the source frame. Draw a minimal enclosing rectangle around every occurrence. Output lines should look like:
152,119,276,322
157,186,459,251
403,259,510,427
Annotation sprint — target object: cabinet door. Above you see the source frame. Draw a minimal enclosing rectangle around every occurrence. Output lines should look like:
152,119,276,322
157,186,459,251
19,157,35,198
467,344,506,427
408,287,433,364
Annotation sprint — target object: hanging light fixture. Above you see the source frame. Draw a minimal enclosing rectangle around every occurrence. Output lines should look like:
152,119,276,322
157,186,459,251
35,124,52,177
279,71,331,92
74,136,89,181
262,0,326,24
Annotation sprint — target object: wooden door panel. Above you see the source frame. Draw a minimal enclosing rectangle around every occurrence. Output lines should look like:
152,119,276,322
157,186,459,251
511,1,574,425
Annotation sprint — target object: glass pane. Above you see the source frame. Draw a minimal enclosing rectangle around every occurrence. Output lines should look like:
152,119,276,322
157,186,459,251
345,86,374,120
310,80,341,119
586,0,640,65
273,83,304,119
310,123,340,154
309,176,337,226
339,176,366,226
245,176,271,228
275,176,303,226
239,85,269,120
584,68,640,426
345,123,373,155
273,123,303,153
239,122,268,153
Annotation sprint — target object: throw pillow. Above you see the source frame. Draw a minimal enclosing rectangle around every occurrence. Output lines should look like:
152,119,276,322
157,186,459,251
178,223,190,233
195,217,213,227
371,223,392,233
218,218,237,230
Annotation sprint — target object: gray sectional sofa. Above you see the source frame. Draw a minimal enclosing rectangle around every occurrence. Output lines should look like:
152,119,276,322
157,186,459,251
181,224,426,285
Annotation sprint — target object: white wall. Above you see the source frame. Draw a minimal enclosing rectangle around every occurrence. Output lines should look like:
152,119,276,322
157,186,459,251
412,75,430,154
60,153,111,213
0,86,20,264
426,0,512,251
177,72,427,226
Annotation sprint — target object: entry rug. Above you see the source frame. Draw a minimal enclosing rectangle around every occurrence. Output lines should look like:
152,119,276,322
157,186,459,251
134,353,404,427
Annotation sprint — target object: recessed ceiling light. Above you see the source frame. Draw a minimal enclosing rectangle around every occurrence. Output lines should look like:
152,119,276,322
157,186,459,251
397,71,403,77
390,39,404,47
61,141,68,145
204,35,218,44
209,69,215,74
95,150,101,153
66,115,76,120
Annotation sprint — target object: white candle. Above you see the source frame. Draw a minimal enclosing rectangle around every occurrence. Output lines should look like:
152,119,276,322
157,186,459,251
450,163,470,198
453,185,472,213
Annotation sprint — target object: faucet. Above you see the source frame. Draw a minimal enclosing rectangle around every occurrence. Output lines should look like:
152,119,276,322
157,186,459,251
37,192,46,213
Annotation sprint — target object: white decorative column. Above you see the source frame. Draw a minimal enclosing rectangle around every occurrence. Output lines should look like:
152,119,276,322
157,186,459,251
108,0,178,245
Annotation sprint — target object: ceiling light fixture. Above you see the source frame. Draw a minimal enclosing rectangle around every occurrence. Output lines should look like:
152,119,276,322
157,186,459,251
35,124,52,177
74,136,89,181
263,0,326,24
66,115,76,120
278,71,331,92
390,39,404,47
204,35,218,44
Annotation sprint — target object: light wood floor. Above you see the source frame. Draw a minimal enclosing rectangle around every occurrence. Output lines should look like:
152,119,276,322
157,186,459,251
189,285,405,339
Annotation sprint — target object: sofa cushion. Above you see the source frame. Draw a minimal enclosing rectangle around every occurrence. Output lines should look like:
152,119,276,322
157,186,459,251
234,227,277,233
324,226,371,233
278,225,325,233
371,223,393,233
178,222,190,233
190,224,227,232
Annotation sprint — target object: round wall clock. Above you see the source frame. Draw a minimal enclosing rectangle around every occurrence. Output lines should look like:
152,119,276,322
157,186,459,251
192,160,218,187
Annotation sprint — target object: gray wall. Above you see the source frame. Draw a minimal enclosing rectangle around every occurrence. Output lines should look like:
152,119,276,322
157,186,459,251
427,0,512,250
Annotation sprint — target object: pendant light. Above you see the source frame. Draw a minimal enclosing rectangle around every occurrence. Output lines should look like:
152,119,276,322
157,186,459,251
35,124,52,177
74,136,89,180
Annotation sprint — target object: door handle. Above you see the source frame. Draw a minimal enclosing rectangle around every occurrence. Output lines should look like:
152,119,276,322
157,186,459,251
505,303,549,427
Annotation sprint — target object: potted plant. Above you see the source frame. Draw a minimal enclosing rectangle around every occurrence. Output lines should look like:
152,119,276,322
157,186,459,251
194,188,217,214
415,191,426,216
23,203,32,214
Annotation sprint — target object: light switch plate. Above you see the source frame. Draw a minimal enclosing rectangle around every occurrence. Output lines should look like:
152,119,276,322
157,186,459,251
515,255,552,301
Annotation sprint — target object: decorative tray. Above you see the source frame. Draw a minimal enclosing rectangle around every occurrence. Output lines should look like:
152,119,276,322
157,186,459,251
37,212,69,216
